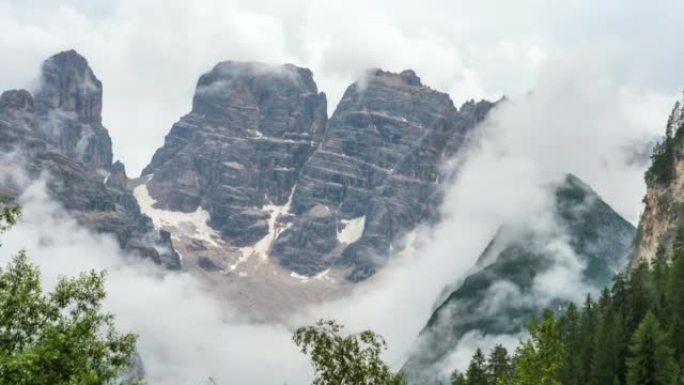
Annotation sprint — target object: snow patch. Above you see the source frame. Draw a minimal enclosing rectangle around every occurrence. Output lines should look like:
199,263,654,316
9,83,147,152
133,180,222,247
290,271,310,283
313,269,334,283
231,188,296,270
223,161,244,170
337,216,366,244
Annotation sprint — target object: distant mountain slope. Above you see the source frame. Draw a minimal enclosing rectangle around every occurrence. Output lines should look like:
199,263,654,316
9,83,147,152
402,174,635,384
0,50,179,268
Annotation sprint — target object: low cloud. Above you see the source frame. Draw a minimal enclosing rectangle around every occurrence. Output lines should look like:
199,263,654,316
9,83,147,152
0,179,312,385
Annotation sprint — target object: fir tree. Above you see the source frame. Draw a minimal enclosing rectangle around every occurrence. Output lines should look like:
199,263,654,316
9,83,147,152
486,345,512,385
465,348,488,385
557,303,581,385
450,370,467,385
513,310,565,385
626,312,678,385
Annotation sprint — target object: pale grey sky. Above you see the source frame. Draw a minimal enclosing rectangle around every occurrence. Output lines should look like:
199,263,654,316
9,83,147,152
0,0,682,181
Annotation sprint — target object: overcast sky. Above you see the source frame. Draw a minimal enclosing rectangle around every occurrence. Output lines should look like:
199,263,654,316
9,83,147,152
2,2,684,383
1,0,683,177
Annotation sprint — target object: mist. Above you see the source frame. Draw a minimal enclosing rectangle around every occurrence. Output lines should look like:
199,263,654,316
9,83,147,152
0,43,676,385
297,46,672,375
0,179,313,385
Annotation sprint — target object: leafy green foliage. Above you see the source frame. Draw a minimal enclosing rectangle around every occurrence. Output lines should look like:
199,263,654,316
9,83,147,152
293,320,406,385
0,253,140,385
0,194,21,239
0,200,141,384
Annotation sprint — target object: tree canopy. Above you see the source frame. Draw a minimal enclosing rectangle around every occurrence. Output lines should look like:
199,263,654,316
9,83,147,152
293,319,406,385
0,195,140,385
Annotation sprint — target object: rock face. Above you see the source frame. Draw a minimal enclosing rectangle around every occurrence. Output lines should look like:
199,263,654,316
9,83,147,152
632,96,684,265
143,66,493,281
0,50,179,268
274,70,492,280
402,175,635,384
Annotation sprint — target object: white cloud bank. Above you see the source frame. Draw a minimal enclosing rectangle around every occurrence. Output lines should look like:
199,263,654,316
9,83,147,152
0,180,312,385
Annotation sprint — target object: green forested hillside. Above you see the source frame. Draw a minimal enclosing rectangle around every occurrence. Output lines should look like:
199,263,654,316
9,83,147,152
454,253,684,385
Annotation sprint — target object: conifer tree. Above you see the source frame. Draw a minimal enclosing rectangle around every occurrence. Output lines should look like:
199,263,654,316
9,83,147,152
513,310,564,385
450,370,467,385
557,303,581,385
592,301,623,385
667,253,684,370
486,345,512,385
626,312,677,385
578,295,597,384
465,348,487,385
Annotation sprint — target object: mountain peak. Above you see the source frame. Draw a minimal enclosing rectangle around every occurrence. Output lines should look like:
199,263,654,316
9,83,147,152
367,68,423,87
28,50,112,171
46,49,90,68
35,49,102,124
192,61,325,127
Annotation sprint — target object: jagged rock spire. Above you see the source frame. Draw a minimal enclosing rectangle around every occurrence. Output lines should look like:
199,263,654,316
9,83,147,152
33,50,113,171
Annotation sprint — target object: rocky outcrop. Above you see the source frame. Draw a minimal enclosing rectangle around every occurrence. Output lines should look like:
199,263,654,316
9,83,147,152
142,65,493,281
632,96,684,265
273,70,493,280
0,51,179,269
402,174,635,384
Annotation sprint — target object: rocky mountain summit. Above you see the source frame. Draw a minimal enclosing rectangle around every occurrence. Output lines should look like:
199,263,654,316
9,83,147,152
402,174,635,384
143,65,493,281
140,61,327,268
0,50,179,268
33,50,113,171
